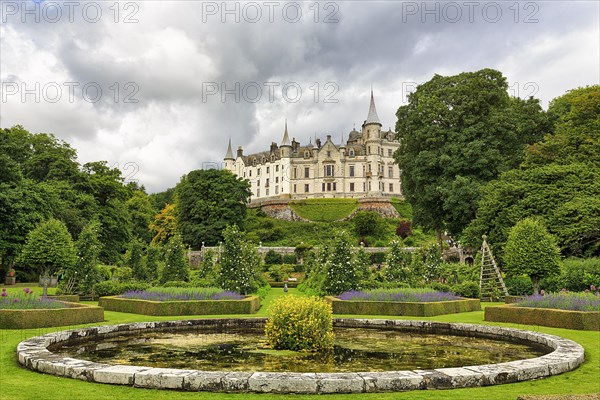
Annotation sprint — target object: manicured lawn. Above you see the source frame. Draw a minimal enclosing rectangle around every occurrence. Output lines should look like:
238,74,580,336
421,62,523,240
1,288,598,399
289,198,359,222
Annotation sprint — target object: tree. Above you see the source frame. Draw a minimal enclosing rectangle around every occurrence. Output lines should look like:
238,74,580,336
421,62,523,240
394,69,549,243
353,245,371,282
176,169,251,248
503,218,561,295
217,225,261,295
150,203,178,245
159,234,189,283
127,239,146,281
62,220,102,296
384,239,412,283
18,219,76,296
145,244,162,281
126,191,155,243
324,231,359,295
465,86,600,258
353,211,381,237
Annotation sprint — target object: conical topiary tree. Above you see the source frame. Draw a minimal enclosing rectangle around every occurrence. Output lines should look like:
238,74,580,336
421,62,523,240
217,225,261,295
503,218,561,295
324,231,359,295
384,239,412,283
160,234,189,283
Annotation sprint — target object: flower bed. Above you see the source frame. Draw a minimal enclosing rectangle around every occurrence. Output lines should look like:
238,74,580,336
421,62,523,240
1,287,66,309
516,292,600,312
486,292,600,330
327,288,480,317
0,298,104,329
120,287,243,301
99,289,260,316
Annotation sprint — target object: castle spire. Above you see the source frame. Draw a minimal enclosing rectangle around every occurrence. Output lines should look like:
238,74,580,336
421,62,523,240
224,138,234,160
281,119,290,146
365,89,381,126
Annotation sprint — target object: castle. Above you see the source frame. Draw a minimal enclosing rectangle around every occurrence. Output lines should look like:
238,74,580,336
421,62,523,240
224,91,402,202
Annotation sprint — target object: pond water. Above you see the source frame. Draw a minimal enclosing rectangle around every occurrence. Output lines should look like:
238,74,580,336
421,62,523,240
54,327,549,373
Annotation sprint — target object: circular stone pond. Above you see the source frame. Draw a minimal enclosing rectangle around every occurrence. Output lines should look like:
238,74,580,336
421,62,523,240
17,318,585,394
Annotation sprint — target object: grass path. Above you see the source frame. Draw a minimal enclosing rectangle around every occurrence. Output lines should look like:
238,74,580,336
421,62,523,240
0,286,598,399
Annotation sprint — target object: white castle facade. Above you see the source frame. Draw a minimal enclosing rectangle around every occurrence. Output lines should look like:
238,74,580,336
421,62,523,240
224,92,402,201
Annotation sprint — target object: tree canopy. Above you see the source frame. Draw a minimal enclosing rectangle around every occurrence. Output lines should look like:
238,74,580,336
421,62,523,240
394,68,550,239
176,169,251,248
465,85,600,258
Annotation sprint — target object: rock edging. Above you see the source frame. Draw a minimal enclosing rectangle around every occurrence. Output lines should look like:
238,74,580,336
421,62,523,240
17,318,584,393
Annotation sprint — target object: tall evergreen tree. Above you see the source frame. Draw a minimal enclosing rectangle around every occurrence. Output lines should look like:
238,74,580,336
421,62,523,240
160,234,189,283
324,231,359,295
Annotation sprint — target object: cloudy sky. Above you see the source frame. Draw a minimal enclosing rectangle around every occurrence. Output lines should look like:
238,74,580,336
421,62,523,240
1,0,598,192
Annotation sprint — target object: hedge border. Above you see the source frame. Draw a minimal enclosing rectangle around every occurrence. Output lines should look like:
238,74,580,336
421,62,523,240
47,295,80,302
485,304,600,331
98,295,260,316
326,297,481,316
0,301,104,329
17,318,585,393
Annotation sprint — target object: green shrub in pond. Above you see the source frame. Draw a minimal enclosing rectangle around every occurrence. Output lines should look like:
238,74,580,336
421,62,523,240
265,296,334,352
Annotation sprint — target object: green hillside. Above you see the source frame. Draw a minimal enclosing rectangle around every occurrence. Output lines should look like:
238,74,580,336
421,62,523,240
289,199,359,222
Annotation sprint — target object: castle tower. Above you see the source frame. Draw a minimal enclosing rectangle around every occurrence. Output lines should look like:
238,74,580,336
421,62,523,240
280,119,292,158
224,138,235,171
363,90,383,196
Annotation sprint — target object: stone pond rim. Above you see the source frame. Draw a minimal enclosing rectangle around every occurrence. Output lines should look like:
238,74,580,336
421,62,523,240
17,318,585,394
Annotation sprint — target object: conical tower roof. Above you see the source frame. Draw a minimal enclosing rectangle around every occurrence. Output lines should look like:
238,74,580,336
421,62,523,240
365,90,381,126
224,138,234,160
281,119,290,146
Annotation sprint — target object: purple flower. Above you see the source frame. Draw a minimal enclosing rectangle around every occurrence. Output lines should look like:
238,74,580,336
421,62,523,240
1,289,7,297
23,287,31,295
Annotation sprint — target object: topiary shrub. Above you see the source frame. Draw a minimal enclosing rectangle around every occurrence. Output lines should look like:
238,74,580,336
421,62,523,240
264,250,283,265
505,275,534,296
265,296,334,352
395,220,412,239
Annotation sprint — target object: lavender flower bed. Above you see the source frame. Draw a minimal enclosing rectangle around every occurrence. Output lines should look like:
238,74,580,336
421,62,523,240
0,288,67,309
517,292,600,312
120,287,243,302
338,288,461,302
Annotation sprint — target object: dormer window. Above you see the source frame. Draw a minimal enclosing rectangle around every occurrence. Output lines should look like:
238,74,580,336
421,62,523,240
327,151,331,158
304,151,310,158
271,154,275,162
252,158,257,166
349,149,355,157
262,156,266,163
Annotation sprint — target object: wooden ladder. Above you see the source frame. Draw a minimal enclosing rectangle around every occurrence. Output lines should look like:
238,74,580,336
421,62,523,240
479,235,509,300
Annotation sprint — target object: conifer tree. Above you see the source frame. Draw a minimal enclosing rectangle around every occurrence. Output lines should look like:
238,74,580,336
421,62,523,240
160,234,189,283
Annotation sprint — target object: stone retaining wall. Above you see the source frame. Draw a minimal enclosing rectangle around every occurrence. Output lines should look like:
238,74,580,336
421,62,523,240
17,318,584,393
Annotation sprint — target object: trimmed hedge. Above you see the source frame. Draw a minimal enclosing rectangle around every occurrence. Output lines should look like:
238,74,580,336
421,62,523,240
47,295,80,302
485,304,600,331
99,295,260,316
325,297,480,317
0,301,104,329
268,281,299,288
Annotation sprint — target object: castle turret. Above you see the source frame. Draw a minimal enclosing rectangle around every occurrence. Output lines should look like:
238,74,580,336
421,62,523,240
362,90,382,140
224,138,235,171
280,120,292,159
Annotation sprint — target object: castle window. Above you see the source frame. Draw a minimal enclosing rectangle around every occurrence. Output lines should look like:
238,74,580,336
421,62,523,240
368,146,371,155
293,184,297,193
249,170,252,177
388,166,393,178
257,180,260,186
327,182,331,191
266,166,270,173
325,165,334,177
368,163,372,172
271,155,275,162
266,188,269,196
257,188,260,197
276,177,279,183
349,165,355,177
363,182,366,191
243,172,246,178
349,149,355,157
333,182,337,191
266,178,269,186
305,184,309,193
262,156,266,163
304,167,309,178
252,159,257,166
275,165,279,172
293,168,297,179
350,183,355,192
304,151,310,158
322,183,325,191
389,183,393,192
388,149,392,157
275,186,279,194
327,151,331,158
380,147,383,156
